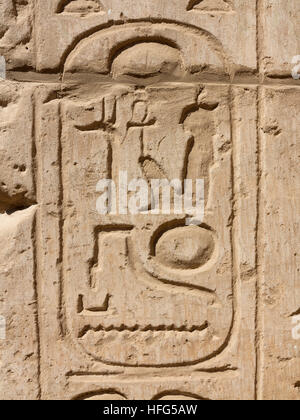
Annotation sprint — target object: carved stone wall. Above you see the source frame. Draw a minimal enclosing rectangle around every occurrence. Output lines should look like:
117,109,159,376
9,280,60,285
0,0,299,400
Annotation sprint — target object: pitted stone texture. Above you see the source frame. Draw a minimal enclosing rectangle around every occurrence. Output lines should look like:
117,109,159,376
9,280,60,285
0,0,34,70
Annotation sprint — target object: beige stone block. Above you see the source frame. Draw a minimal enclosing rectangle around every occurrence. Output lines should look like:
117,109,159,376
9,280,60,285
0,80,38,400
31,81,258,400
0,0,299,402
0,206,39,400
261,0,300,80
259,87,300,400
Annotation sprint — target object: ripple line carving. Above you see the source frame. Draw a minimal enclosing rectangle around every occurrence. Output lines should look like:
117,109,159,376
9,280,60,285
78,322,209,338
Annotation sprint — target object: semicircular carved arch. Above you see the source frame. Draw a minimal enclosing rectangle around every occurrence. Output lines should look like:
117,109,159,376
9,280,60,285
63,21,232,82
58,17,236,369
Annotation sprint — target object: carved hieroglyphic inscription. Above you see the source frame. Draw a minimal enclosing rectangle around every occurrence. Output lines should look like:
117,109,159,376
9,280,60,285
58,24,234,368
2,0,299,402
1,0,299,402
0,82,36,212
0,3,261,398
24,9,262,399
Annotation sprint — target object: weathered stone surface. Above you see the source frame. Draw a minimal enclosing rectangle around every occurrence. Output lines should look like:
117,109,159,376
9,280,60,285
0,81,36,211
259,87,300,400
0,80,37,399
0,0,299,401
261,0,300,79
0,0,34,70
0,206,39,400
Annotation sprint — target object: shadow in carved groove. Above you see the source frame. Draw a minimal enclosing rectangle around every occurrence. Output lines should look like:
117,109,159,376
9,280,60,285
187,0,233,11
73,389,127,400
62,21,231,79
57,0,105,15
152,390,210,400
